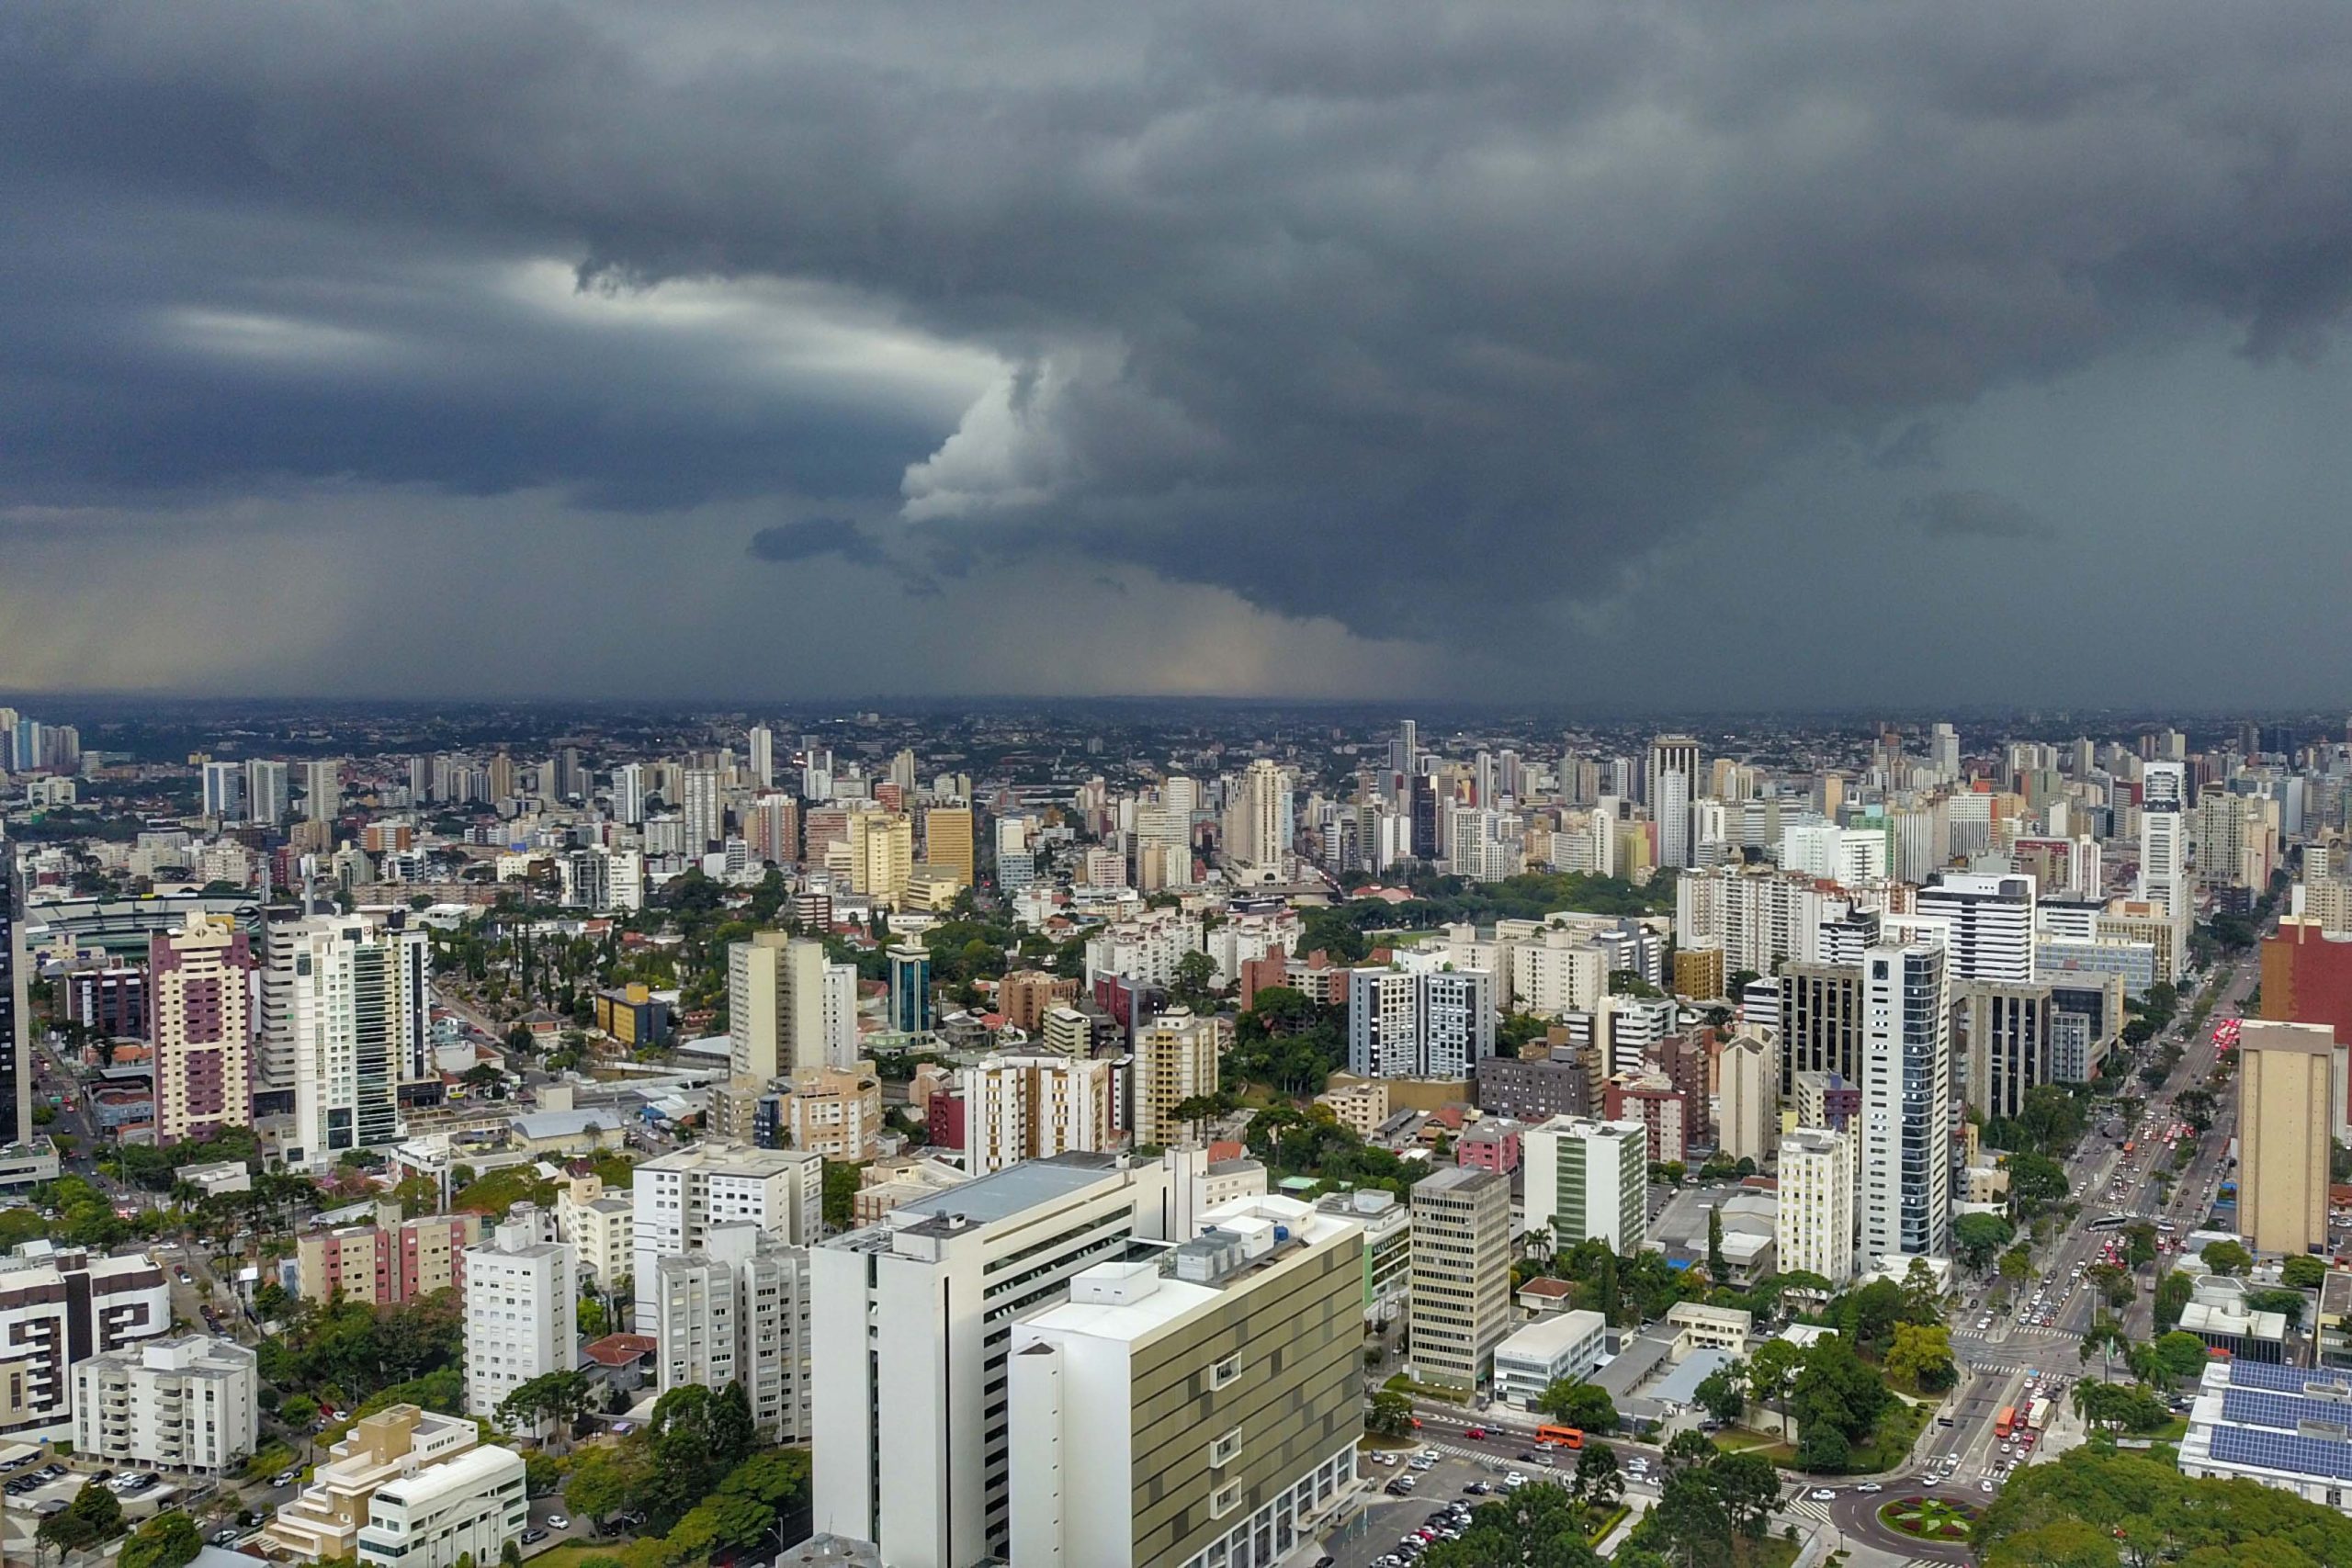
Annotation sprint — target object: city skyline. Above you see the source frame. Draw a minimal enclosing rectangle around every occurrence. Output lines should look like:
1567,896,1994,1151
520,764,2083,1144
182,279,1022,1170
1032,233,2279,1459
6,4,2352,703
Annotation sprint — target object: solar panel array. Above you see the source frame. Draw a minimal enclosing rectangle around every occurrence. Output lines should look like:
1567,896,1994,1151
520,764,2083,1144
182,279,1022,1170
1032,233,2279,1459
2221,1386,2352,1432
2210,1424,2352,1483
2226,1359,2350,1396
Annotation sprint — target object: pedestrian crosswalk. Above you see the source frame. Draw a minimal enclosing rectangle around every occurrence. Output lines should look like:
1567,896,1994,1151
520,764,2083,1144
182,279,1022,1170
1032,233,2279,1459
1782,1495,1834,1528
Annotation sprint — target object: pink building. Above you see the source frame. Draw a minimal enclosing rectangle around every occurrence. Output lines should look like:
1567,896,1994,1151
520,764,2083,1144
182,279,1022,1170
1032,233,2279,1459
1455,1119,1523,1174
1605,1077,1693,1166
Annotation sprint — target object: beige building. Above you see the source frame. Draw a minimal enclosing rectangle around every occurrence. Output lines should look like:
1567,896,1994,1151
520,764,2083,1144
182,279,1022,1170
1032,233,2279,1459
148,910,254,1145
1134,1009,1218,1148
2097,900,2185,986
264,1404,490,1562
999,971,1080,1037
962,1054,1119,1174
1408,1166,1511,1391
729,931,829,1081
849,811,915,906
1008,1194,1363,1568
922,807,976,888
781,1062,883,1162
2239,1021,2335,1257
555,1174,634,1291
1776,1128,1854,1285
295,1210,482,1306
1715,1029,1777,1165
1316,1080,1390,1139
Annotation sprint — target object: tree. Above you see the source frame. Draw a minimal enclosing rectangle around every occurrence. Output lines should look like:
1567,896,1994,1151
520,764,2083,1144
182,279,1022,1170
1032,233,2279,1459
58,1481,125,1542
1168,950,1218,1010
1885,1323,1957,1392
821,1160,864,1231
1535,1380,1619,1434
2007,1151,2073,1213
1647,1471,1733,1568
1746,1336,1803,1437
563,1444,643,1530
2086,1263,2136,1310
2283,1254,2330,1290
1421,1480,1603,1568
496,1369,594,1444
119,1511,202,1568
2201,1239,2254,1276
2155,1269,2195,1331
2153,1329,2211,1383
2078,1314,2130,1381
1998,1244,2035,1285
1706,1207,1726,1284
1659,1428,1719,1477
1693,1359,1747,1424
1953,1213,2017,1272
1572,1442,1623,1509
1367,1390,1416,1438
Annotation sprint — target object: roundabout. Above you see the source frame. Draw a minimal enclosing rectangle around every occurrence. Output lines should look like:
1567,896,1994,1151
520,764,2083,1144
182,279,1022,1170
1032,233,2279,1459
1821,1480,1983,1559
1876,1495,1978,1542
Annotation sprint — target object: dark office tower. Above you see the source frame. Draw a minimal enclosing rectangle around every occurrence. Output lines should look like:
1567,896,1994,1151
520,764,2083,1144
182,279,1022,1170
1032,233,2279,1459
0,859,28,1148
1777,961,1864,1096
1410,774,1440,862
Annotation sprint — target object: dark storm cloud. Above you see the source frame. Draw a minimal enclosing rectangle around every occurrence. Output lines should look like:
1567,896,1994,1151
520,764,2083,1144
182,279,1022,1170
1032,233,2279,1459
5,0,2352,652
747,517,888,567
1905,490,2057,541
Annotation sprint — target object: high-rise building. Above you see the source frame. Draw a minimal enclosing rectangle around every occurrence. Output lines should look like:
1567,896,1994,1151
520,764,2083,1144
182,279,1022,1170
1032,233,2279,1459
682,767,724,853
1008,1194,1363,1568
729,932,829,1080
1860,943,1952,1262
244,760,289,829
610,762,648,826
1521,1117,1647,1254
1776,962,1864,1095
1716,1029,1778,1165
0,859,29,1154
300,758,340,822
888,944,933,1033
265,912,429,1170
922,805,975,888
201,761,245,822
1225,758,1290,884
1917,872,2037,984
850,811,915,905
1645,734,1701,869
2139,761,2190,925
1344,965,1497,1079
2238,1021,2335,1257
747,726,775,790
630,1143,823,1329
1408,1167,1511,1391
148,911,255,1145
1134,1009,1219,1147
1956,981,2052,1123
1777,1128,1856,1285
654,1223,809,1442
461,1223,576,1425
810,1153,1175,1568
959,1054,1119,1173
0,1247,172,1442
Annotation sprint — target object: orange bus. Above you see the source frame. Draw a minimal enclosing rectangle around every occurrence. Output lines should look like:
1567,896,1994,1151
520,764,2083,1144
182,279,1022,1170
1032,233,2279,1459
1533,1425,1586,1450
1994,1406,2016,1439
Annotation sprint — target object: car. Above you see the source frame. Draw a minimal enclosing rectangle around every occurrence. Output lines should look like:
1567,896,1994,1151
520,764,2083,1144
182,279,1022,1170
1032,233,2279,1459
1810,1489,1835,1501
1980,1480,1996,1493
1857,1482,1883,1493
1385,1480,1414,1496
1464,1481,1491,1494
1516,1450,1541,1462
273,1470,300,1487
211,1530,243,1547
1463,1426,1486,1439
547,1515,570,1529
520,1529,549,1546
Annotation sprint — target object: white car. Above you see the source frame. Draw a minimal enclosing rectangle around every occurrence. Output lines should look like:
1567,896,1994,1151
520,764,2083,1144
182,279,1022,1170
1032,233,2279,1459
1857,1482,1883,1493
1980,1480,1996,1493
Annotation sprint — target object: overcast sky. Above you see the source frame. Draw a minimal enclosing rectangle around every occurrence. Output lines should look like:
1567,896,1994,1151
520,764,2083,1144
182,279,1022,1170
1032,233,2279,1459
6,1,2352,706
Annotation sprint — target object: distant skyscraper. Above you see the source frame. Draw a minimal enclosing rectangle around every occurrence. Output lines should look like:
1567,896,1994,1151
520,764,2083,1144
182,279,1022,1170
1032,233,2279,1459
300,759,340,822
747,726,775,790
244,759,289,829
1645,734,1701,869
683,767,723,852
2238,1021,2335,1257
201,761,245,822
1227,758,1289,883
1860,943,1951,1262
611,762,648,826
888,945,933,1033
1928,722,1961,781
922,805,975,887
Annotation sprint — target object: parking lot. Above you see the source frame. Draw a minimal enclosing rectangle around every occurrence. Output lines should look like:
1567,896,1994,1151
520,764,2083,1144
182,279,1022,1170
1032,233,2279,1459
1318,1444,1603,1568
0,1456,228,1556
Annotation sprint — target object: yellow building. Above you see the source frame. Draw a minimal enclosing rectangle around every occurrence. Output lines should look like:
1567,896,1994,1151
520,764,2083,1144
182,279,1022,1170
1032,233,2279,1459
848,811,915,907
902,865,966,912
922,806,976,887
1673,943,1725,1001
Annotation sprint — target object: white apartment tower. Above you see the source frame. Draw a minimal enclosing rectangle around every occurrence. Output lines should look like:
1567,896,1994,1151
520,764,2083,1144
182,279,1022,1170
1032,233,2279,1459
462,1224,577,1425
683,767,724,852
73,1335,258,1475
265,911,429,1170
747,726,775,790
960,1054,1118,1174
653,1223,810,1442
1860,943,1952,1261
1521,1117,1648,1254
630,1143,823,1329
1646,734,1701,870
809,1153,1176,1568
1227,758,1290,884
1777,1128,1856,1285
245,759,290,828
1916,872,2037,984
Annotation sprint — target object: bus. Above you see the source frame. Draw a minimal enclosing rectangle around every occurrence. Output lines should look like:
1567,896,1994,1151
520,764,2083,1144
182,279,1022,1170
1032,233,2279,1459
1533,1425,1586,1450
1994,1406,2017,1439
2122,1141,2136,1156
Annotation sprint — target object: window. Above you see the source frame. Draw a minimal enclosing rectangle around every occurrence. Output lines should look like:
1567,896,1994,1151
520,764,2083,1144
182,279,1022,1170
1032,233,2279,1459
1209,1427,1243,1467
1210,1481,1244,1518
1209,1354,1240,1391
